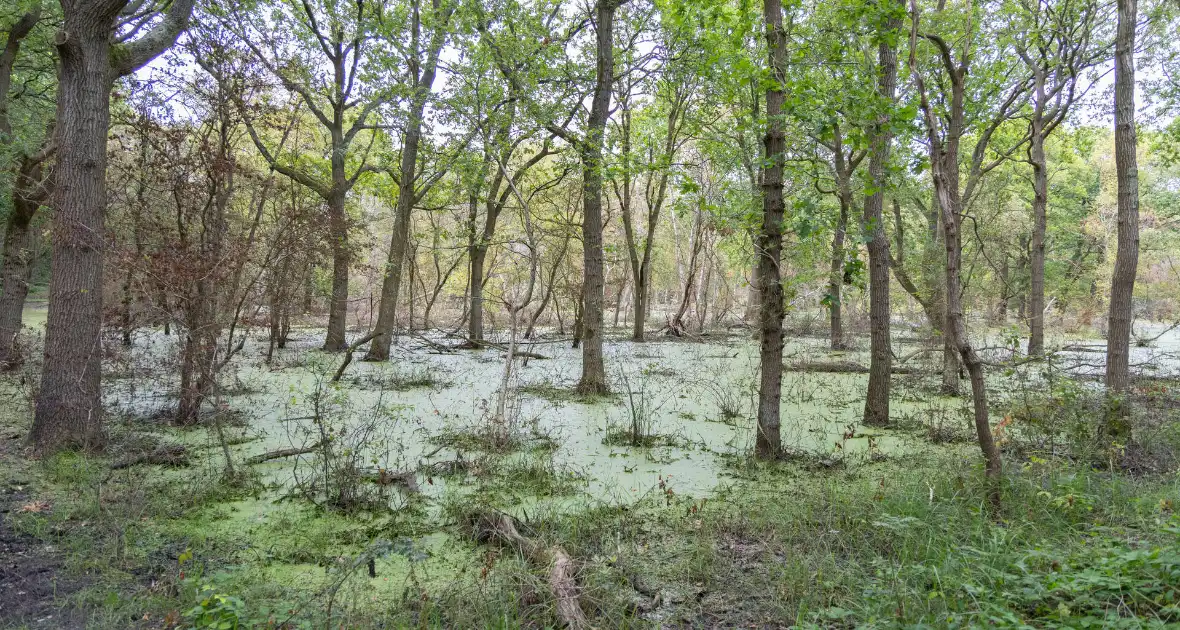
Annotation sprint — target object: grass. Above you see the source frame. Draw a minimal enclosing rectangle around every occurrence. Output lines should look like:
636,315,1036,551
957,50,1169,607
518,380,618,404
344,364,449,391
4,364,1180,629
6,440,1180,628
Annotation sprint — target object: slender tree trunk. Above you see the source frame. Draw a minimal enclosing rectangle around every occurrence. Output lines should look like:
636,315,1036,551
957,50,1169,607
996,253,1009,324
671,207,704,334
828,198,848,350
366,9,448,359
1105,0,1139,397
755,0,787,459
525,234,569,339
613,273,626,328
323,187,349,351
1027,85,1048,356
910,6,1000,506
863,8,900,427
574,0,620,395
940,194,1000,506
29,26,114,452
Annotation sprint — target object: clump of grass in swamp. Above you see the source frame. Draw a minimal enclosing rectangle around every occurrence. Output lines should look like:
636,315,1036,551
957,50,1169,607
473,451,589,503
518,379,617,404
344,363,450,391
1001,376,1180,474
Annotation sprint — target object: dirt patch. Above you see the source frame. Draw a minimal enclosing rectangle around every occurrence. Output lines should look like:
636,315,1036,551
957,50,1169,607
0,438,88,629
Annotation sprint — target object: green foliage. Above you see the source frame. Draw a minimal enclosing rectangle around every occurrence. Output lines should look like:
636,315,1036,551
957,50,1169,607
183,587,248,630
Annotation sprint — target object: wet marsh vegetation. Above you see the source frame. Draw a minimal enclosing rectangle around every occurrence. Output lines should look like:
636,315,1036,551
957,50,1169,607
4,0,1180,625
3,320,1180,629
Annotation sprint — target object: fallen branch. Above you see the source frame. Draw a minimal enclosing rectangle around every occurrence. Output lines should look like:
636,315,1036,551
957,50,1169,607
111,444,188,470
332,331,380,382
467,511,587,629
787,360,917,375
245,440,325,465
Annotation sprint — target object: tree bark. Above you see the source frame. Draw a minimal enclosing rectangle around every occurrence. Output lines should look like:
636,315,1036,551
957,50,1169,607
828,198,848,350
1105,0,1139,395
29,0,194,453
1027,73,1048,356
755,0,788,459
574,0,621,395
862,5,900,427
0,163,44,369
0,10,46,370
323,188,349,350
29,22,114,452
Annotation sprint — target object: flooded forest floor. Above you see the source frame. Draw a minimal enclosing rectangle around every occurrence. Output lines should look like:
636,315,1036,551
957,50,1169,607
2,320,1180,628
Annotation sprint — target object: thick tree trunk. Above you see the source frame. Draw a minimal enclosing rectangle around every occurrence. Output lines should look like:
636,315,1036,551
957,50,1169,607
1105,0,1139,396
755,0,787,459
29,28,113,452
862,9,900,427
574,0,619,395
0,191,38,369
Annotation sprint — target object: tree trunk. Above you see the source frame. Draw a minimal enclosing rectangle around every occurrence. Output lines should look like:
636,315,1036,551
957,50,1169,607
995,253,1009,324
909,8,1000,506
323,188,349,351
1027,76,1048,356
574,0,619,395
755,0,787,460
29,27,114,452
671,207,704,335
366,8,448,360
828,197,848,350
0,185,39,369
1105,0,1139,396
862,7,900,427
941,336,959,395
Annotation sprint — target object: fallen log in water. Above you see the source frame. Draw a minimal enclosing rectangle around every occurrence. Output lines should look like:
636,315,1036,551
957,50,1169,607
245,440,325,465
467,511,587,629
111,444,188,469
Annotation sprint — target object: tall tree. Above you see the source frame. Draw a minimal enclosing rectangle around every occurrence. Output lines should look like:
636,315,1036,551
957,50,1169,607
569,0,627,394
364,0,454,361
227,0,392,351
1015,0,1105,356
612,5,695,342
28,0,195,453
908,0,1007,506
862,0,902,427
755,0,788,459
1104,0,1138,396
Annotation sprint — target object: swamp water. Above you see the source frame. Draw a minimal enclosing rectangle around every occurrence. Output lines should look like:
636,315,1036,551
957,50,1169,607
18,314,1180,616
